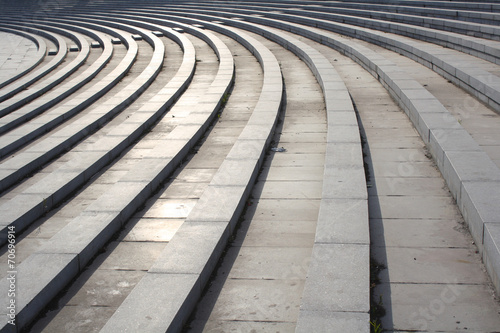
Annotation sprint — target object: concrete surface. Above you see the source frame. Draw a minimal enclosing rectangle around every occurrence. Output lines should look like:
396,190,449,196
0,1,500,332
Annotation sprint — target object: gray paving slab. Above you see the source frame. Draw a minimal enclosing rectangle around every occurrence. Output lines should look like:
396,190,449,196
323,167,367,199
374,283,500,332
370,218,471,249
374,246,489,284
264,152,324,167
316,198,369,245
195,278,306,323
97,241,167,271
149,222,228,277
63,269,145,308
370,160,442,179
252,180,321,199
139,198,197,219
363,135,426,149
182,185,247,224
33,305,118,333
299,243,370,313
38,212,119,263
369,188,460,220
226,246,312,280
24,216,73,240
260,166,324,181
0,237,46,277
122,218,184,242
232,218,316,248
368,147,431,162
189,320,296,332
296,311,370,333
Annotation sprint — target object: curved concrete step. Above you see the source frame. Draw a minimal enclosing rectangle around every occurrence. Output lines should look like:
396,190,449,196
204,0,500,26
25,29,229,331
0,20,232,332
309,0,500,12
0,21,91,119
0,2,499,333
0,20,189,283
120,0,500,323
304,0,500,24
166,2,500,64
202,2,500,300
98,19,282,333
0,22,165,240
63,8,368,331
210,1,500,298
0,26,66,103
169,14,370,331
209,17,370,331
0,27,112,158
0,27,136,192
256,2,500,41
154,5,500,114
0,28,47,89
